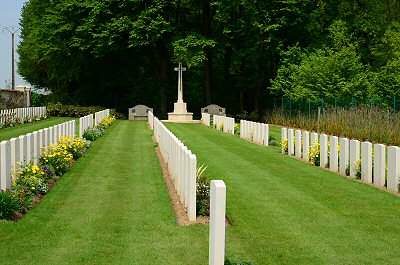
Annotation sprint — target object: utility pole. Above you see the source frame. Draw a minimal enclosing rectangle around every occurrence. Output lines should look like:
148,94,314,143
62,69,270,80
2,26,20,90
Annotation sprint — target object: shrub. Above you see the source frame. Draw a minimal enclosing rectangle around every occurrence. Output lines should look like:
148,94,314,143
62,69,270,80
354,159,362,179
39,144,73,176
196,164,210,216
0,191,20,220
280,138,288,154
98,116,116,129
47,103,125,119
234,123,240,135
269,135,278,146
309,142,320,166
57,136,88,160
83,127,103,141
14,162,51,195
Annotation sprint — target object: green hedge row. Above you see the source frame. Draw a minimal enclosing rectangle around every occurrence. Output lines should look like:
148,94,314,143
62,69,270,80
47,103,126,119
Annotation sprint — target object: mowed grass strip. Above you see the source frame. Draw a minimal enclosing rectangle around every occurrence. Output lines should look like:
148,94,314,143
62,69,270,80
0,121,208,265
166,123,400,264
0,117,77,142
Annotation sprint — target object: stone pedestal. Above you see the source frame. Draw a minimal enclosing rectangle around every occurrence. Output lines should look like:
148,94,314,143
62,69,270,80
168,101,193,122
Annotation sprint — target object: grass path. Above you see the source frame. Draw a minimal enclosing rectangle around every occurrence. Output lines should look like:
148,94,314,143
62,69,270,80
0,117,77,142
166,123,400,264
0,121,208,264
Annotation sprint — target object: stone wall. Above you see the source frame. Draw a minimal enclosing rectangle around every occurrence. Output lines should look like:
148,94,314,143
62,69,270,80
0,89,30,109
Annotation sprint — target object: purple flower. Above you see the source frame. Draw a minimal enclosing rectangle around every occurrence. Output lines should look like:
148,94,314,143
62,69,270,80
42,166,54,176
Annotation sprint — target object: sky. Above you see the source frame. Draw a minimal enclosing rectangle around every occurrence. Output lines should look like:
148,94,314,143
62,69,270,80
0,0,28,88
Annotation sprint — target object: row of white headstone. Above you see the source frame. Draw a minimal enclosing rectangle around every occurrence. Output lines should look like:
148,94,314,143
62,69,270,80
240,120,269,146
213,115,234,134
148,111,154,130
0,120,76,191
149,111,227,265
0,106,46,123
79,114,94,138
94,109,110,126
151,112,197,221
282,127,400,193
202,113,211,126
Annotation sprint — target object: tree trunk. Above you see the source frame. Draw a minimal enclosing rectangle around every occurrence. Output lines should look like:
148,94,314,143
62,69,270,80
160,55,168,114
254,85,260,112
239,88,244,112
203,1,212,104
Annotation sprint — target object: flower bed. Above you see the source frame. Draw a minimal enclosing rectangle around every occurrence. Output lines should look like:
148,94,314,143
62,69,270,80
82,116,116,141
0,115,48,129
0,116,116,221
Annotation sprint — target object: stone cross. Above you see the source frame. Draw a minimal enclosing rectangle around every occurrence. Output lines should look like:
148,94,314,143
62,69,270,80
174,62,186,103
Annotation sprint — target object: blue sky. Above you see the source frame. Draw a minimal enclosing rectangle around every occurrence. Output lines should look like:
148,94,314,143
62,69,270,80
0,0,28,88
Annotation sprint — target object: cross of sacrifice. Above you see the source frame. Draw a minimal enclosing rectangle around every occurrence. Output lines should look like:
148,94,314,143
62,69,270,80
174,62,186,103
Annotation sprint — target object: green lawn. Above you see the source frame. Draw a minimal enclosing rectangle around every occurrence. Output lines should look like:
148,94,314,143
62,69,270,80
166,123,400,264
0,121,209,265
0,117,78,142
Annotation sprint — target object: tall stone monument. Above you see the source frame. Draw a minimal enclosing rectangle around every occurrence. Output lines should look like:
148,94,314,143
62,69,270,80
168,62,193,122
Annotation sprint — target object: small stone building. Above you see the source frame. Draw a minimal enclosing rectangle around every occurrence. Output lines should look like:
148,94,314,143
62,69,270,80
0,86,31,109
201,104,226,116
128,105,153,120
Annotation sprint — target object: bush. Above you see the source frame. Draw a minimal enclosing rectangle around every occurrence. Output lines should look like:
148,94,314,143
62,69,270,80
196,164,210,216
309,142,320,166
269,135,278,146
0,191,20,220
83,127,103,141
47,103,126,119
280,138,288,154
39,144,74,176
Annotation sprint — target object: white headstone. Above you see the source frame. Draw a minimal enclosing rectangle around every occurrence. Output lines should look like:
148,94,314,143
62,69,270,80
0,141,11,190
339,138,349,175
302,131,310,162
320,134,328,168
288,129,294,156
361,142,372,184
329,136,338,172
209,180,226,265
295,130,302,159
349,140,360,178
387,146,400,192
374,144,386,187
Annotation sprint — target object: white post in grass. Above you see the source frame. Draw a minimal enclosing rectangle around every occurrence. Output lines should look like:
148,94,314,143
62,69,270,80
188,153,197,222
18,135,25,166
302,131,310,162
330,136,338,172
387,146,400,192
295,130,302,159
339,138,349,175
32,131,39,165
288,129,294,156
320,134,328,168
349,140,360,178
310,132,318,147
361,142,373,184
263,124,269,146
0,141,11,190
281,128,287,154
10,138,19,180
209,180,226,265
374,144,386,188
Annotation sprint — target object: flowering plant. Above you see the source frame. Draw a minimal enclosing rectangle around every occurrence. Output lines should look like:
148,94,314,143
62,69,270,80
280,138,288,154
309,142,320,166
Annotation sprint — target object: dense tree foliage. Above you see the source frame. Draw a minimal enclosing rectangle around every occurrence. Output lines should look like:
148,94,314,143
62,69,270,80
18,0,400,115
